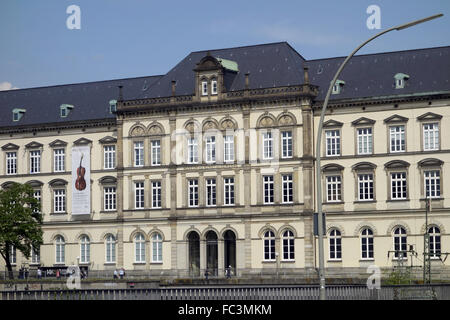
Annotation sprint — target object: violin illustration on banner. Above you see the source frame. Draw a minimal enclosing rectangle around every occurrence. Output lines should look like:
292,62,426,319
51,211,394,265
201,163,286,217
75,153,87,191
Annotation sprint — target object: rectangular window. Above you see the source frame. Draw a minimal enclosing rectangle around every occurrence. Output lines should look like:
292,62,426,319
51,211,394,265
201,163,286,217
187,137,198,164
263,175,274,204
53,148,65,172
104,145,116,169
391,172,407,200
205,136,216,163
134,141,144,167
151,140,161,166
425,170,441,199
188,179,199,207
33,190,41,213
224,177,235,206
281,131,293,158
201,81,208,96
262,132,273,159
151,181,162,208
30,150,41,173
282,174,293,203
31,246,40,264
357,128,373,155
54,189,66,213
423,123,439,151
135,182,145,209
211,80,218,95
224,135,234,162
206,178,216,206
358,174,374,201
104,187,117,211
390,125,405,152
325,130,340,156
6,152,17,175
326,175,342,202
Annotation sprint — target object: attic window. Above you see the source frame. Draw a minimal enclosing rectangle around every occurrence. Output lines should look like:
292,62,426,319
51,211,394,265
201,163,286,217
394,73,409,89
60,104,74,118
12,108,26,122
201,80,208,96
211,79,218,95
332,80,345,94
109,100,117,113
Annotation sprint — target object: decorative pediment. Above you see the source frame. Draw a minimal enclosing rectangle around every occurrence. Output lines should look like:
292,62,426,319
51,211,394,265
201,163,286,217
49,179,68,187
384,160,410,169
417,112,442,121
202,119,219,131
351,117,376,126
322,163,344,172
99,136,117,144
323,120,343,128
418,158,443,167
129,124,146,137
194,54,222,72
383,114,408,124
99,176,117,184
147,122,165,135
352,162,377,171
26,180,44,188
257,112,277,128
25,141,43,149
1,181,16,189
1,143,19,150
184,119,200,133
277,112,297,126
220,117,237,130
73,137,92,145
49,139,67,148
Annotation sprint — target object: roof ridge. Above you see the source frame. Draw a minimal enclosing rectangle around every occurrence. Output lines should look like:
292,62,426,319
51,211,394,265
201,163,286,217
190,41,289,54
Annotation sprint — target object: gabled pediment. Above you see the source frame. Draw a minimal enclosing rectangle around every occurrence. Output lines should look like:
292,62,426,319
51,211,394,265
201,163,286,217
99,136,117,144
383,114,408,124
351,117,376,126
1,143,19,150
194,54,222,72
417,112,442,121
49,139,67,148
352,162,377,171
25,141,43,149
385,160,410,169
323,120,343,128
73,137,92,145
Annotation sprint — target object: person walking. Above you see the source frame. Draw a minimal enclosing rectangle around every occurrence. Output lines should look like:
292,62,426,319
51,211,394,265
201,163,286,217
113,269,118,279
37,268,42,279
119,268,124,279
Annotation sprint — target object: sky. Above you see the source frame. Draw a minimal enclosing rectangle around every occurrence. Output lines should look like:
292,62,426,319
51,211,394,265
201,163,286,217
0,0,449,90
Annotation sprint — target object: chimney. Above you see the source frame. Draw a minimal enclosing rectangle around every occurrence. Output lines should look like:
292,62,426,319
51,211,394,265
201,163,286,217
171,80,176,97
303,66,309,85
118,85,124,101
245,73,250,90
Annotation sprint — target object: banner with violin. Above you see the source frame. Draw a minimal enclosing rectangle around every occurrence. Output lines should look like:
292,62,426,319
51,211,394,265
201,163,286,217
71,146,90,215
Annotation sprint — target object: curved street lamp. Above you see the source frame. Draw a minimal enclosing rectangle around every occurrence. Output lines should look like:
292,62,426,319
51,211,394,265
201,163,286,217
315,13,443,300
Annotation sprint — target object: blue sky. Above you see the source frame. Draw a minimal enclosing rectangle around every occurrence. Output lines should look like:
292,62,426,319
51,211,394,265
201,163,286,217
0,0,449,90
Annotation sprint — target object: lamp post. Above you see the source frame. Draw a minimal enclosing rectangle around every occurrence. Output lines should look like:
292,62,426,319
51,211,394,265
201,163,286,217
315,13,443,300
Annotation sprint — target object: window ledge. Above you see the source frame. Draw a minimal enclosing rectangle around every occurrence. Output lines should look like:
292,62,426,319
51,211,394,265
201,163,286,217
327,259,342,263
323,201,344,205
101,210,117,214
280,260,295,263
386,199,410,203
133,262,146,265
262,260,277,264
104,262,116,265
50,212,67,215
359,259,375,262
150,262,163,265
353,200,376,204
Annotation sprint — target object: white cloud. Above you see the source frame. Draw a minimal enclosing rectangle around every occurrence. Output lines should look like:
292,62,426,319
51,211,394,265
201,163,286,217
0,82,19,91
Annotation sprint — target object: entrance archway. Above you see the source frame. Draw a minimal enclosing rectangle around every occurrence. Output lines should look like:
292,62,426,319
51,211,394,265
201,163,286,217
188,231,200,277
206,231,218,276
224,230,236,275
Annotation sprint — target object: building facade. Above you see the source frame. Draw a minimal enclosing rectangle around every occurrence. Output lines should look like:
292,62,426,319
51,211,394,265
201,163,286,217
1,42,449,278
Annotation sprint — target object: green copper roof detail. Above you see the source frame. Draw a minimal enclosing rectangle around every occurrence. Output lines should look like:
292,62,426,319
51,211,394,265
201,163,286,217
216,58,239,72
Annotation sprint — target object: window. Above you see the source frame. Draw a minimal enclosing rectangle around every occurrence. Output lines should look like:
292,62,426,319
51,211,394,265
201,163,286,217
205,136,216,163
391,172,407,200
263,175,274,204
361,228,374,260
106,234,116,263
104,145,116,169
55,236,65,264
104,187,116,211
12,109,25,121
423,123,439,151
282,174,293,204
389,125,405,152
151,181,162,208
211,79,218,95
224,135,234,162
151,140,161,166
325,130,340,156
358,174,374,201
134,233,146,263
429,226,441,259
135,182,145,209
282,230,295,261
281,131,293,158
188,179,199,207
53,149,65,172
393,227,407,259
329,229,342,260
201,81,208,96
396,79,404,89
332,80,345,94
263,230,276,261
262,132,273,159
6,152,17,175
9,245,16,265
357,128,373,155
109,100,117,113
33,190,41,214
80,235,90,264
30,150,41,173
134,141,144,167
151,233,163,263
187,137,198,164
31,246,40,264
424,170,440,199
54,189,66,213
206,178,216,207
326,175,342,202
224,177,235,206
60,104,73,118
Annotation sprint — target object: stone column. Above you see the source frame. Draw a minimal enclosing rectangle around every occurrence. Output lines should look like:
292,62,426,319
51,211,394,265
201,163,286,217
116,116,125,267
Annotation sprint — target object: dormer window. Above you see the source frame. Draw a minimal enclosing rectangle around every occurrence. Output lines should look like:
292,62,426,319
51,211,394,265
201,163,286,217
12,108,26,122
211,79,218,95
394,73,409,89
109,100,117,113
60,104,74,118
332,80,345,94
201,80,208,96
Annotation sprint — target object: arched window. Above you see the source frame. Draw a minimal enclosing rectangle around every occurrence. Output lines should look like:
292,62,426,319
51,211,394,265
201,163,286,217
393,227,407,259
80,235,90,264
55,236,65,264
282,230,295,261
429,226,441,259
134,233,146,263
361,228,374,259
329,229,342,260
105,234,116,263
263,230,276,261
151,233,163,263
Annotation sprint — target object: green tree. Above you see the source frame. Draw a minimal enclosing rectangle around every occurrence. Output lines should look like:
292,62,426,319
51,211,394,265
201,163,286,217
0,183,43,279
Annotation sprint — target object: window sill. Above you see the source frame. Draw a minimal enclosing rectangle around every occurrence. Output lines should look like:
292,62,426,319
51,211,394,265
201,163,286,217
353,200,376,204
386,199,409,202
104,262,116,265
150,261,163,265
262,260,277,264
50,212,67,215
323,201,344,205
359,259,375,262
420,198,443,201
133,262,146,265
101,210,117,214
327,259,342,263
280,260,295,263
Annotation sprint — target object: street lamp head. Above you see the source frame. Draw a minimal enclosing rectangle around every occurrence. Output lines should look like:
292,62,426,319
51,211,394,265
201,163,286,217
395,13,443,31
